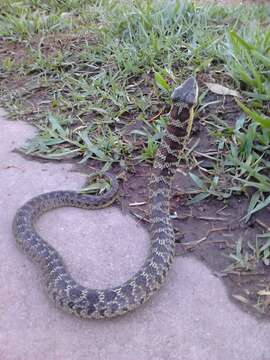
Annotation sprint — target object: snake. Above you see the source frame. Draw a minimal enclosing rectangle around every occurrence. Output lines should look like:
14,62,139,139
13,77,198,319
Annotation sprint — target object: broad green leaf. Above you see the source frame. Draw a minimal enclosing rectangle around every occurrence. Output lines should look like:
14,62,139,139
259,238,270,252
236,99,270,128
236,237,243,257
229,30,255,52
252,49,270,68
154,71,170,92
244,193,270,221
189,172,205,189
245,191,260,222
186,192,210,205
48,113,67,137
39,148,80,159
88,107,108,115
233,62,255,87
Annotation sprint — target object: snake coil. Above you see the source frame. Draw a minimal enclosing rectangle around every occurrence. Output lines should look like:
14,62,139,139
13,77,198,319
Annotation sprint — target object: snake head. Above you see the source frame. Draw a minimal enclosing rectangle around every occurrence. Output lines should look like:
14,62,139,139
171,77,198,106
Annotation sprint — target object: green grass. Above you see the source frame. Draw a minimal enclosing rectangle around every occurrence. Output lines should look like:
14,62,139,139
0,0,269,193
0,1,269,178
0,1,270,273
189,113,270,217
225,232,270,271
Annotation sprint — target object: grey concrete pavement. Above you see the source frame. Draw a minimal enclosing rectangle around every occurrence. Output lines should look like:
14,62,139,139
0,107,269,360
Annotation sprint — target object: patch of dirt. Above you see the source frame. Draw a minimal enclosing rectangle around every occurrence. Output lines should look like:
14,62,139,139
32,31,98,57
114,162,270,320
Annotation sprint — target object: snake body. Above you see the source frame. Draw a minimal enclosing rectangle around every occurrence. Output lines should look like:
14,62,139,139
13,77,198,319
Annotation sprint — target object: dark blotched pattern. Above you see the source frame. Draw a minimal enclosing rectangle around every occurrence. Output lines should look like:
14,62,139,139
13,79,198,319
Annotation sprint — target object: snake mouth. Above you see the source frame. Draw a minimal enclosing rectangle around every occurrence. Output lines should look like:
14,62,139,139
171,76,198,106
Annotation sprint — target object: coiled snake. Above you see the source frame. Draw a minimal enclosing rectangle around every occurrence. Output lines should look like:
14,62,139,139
13,77,198,319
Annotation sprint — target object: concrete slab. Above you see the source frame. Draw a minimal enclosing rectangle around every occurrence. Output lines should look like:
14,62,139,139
0,107,269,360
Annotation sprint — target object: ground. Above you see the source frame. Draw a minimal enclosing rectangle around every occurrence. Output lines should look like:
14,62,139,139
1,107,270,360
0,0,270,358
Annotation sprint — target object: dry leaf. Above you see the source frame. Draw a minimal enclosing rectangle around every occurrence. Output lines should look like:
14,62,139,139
206,82,240,97
257,290,270,296
232,294,249,304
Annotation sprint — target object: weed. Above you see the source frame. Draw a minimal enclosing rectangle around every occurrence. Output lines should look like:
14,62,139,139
224,236,257,273
225,231,270,273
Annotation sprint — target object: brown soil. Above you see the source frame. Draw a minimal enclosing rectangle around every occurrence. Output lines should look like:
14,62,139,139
116,158,270,320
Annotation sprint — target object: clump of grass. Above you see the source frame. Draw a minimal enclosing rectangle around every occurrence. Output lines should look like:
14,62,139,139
21,113,132,170
0,2,76,40
189,112,270,218
188,21,270,219
226,27,270,101
225,232,270,273
225,236,257,273
225,25,270,137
